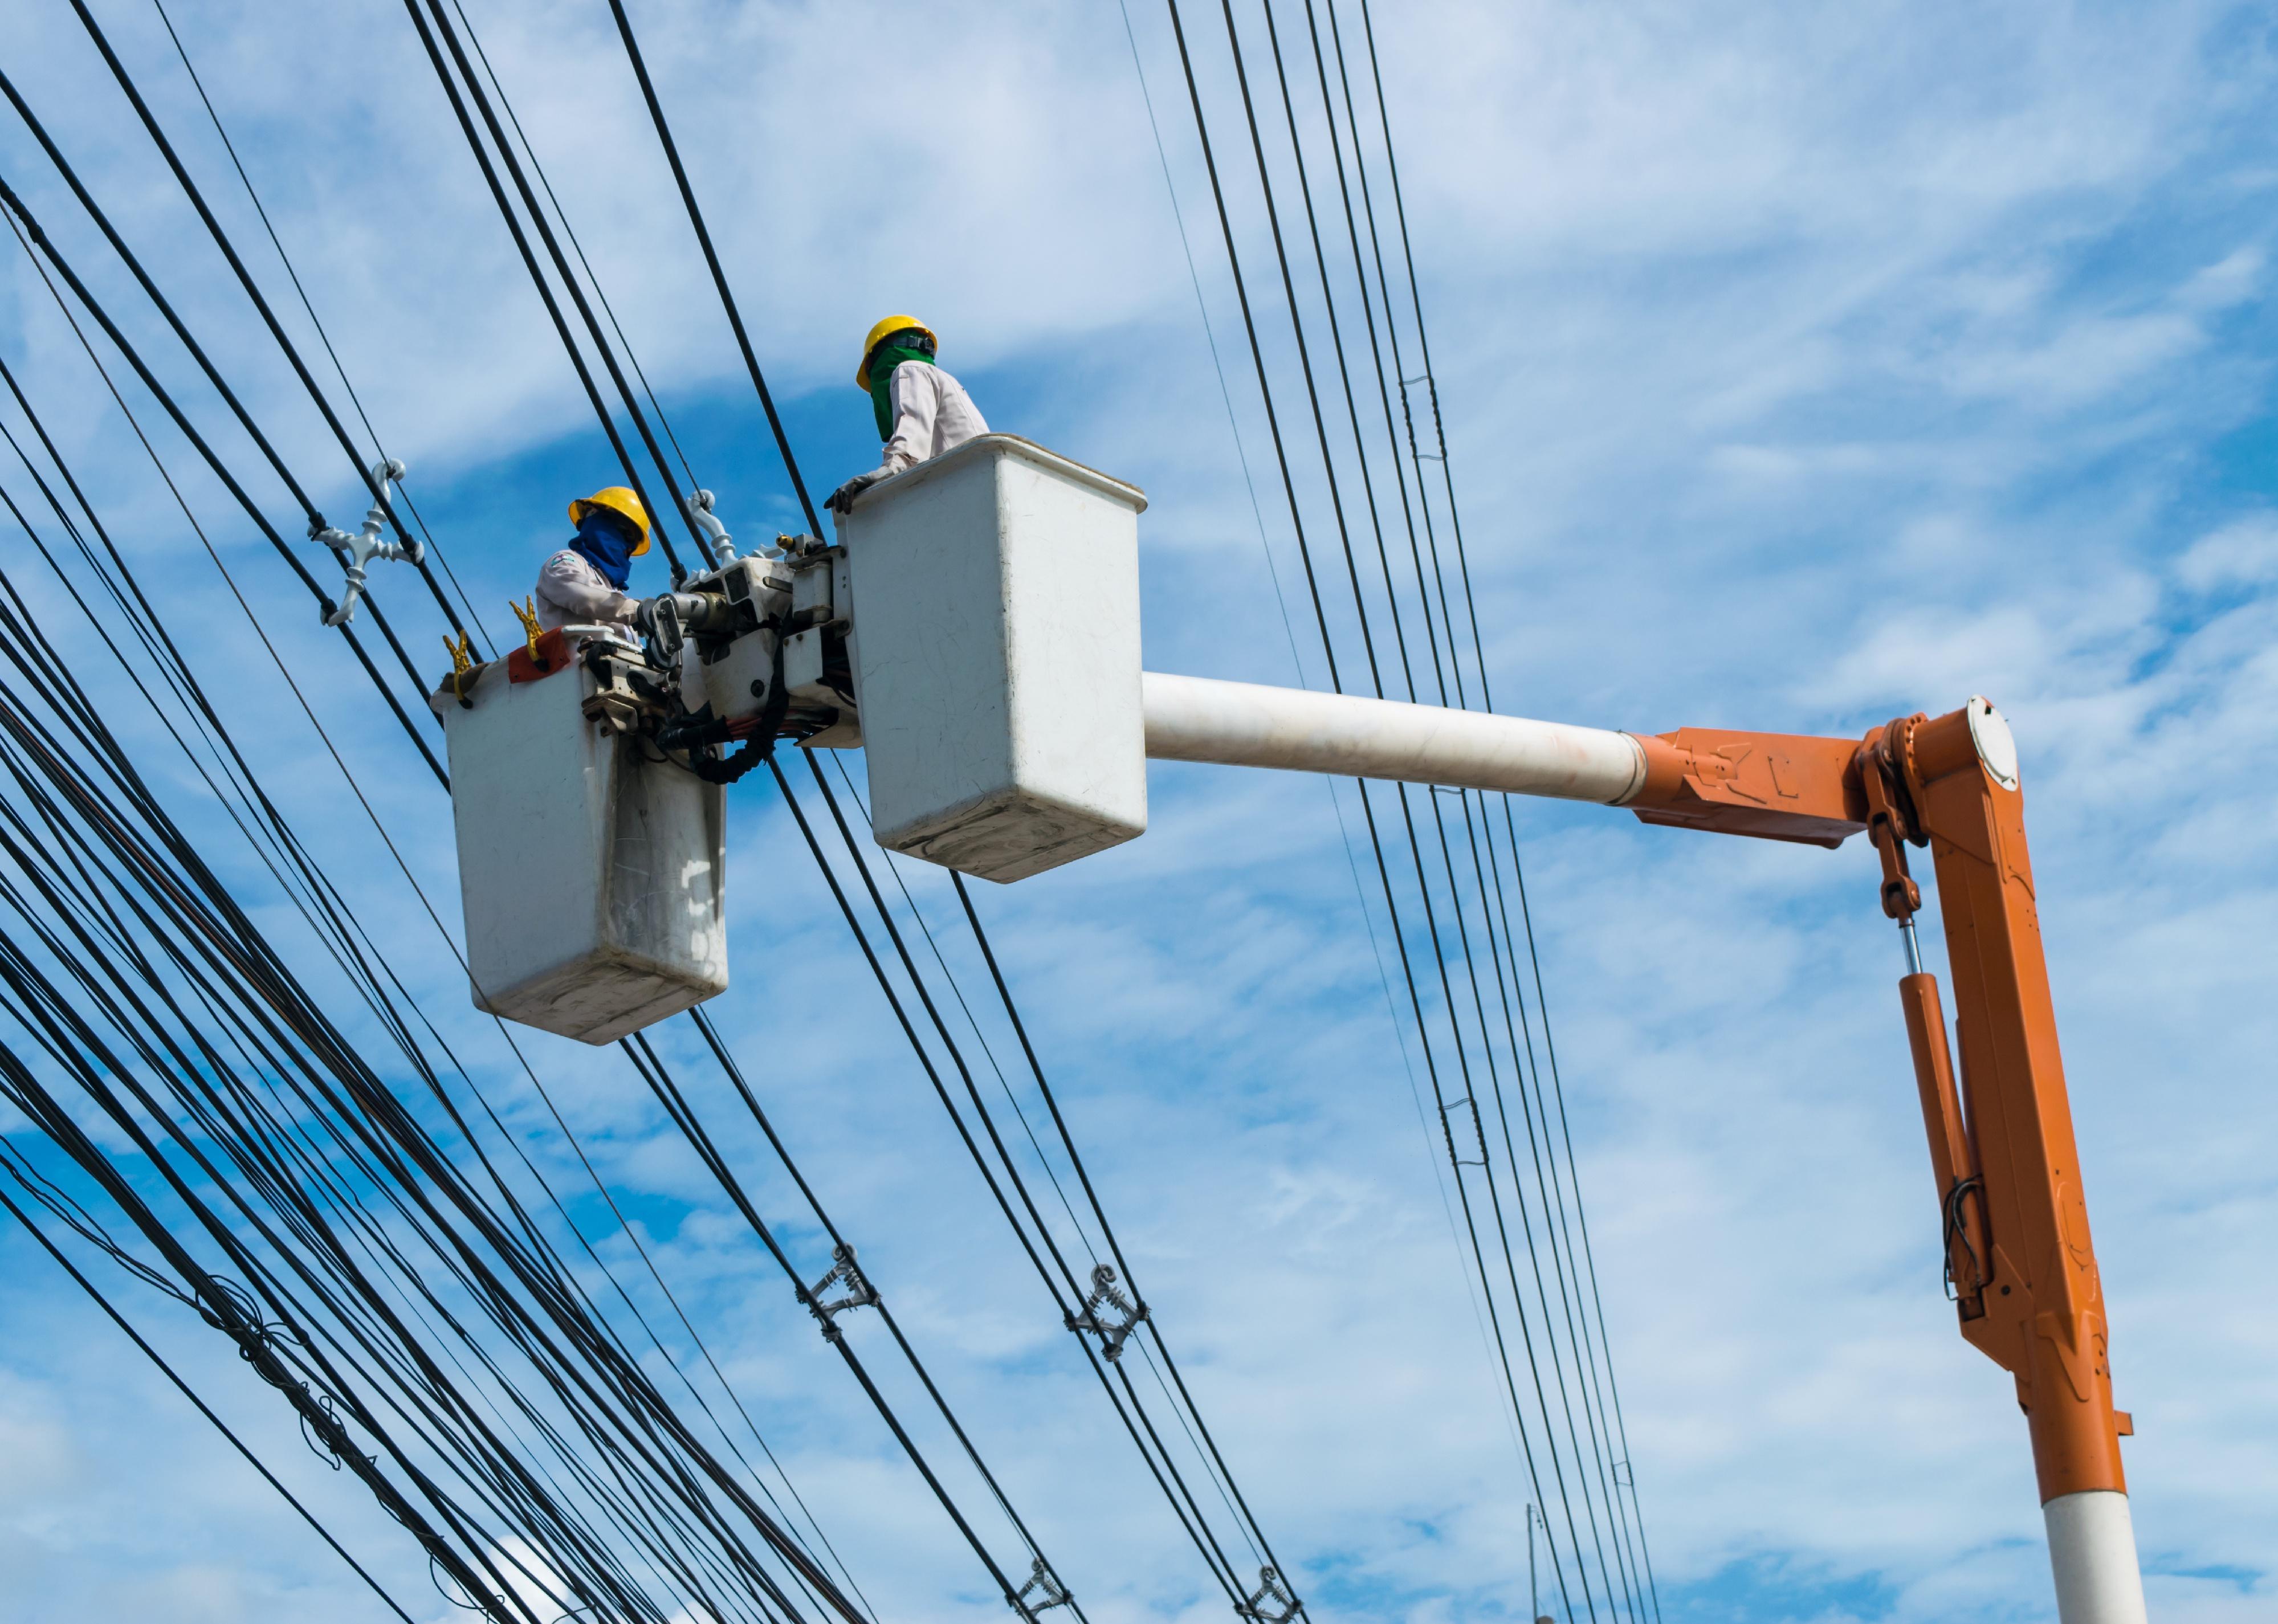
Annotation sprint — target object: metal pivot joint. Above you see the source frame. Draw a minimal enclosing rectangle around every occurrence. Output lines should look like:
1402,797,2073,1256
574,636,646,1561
1236,1566,1300,1624
310,458,421,626
1012,1558,1073,1619
685,487,736,562
1063,1263,1148,1361
805,1243,878,1343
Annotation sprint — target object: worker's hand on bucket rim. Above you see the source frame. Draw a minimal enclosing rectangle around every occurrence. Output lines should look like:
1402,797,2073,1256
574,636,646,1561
827,471,883,514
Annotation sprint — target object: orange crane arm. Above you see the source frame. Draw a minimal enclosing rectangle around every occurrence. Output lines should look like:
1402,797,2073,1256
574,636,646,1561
1626,703,2129,1513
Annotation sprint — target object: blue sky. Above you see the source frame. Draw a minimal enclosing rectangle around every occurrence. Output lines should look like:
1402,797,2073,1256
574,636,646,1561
0,2,2273,1622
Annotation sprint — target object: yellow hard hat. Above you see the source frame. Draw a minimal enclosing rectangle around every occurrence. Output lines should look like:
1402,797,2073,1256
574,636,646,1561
856,314,938,391
567,485,651,556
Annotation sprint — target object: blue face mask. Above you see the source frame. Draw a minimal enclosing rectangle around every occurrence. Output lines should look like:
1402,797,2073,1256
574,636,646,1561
569,512,638,590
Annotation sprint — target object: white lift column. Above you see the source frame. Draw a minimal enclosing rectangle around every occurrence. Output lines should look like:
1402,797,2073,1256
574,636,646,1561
1141,671,1651,806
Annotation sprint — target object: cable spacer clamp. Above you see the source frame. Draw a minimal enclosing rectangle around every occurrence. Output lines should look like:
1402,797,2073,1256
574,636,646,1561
1012,1557,1073,1619
805,1243,878,1343
1236,1565,1300,1623
1063,1263,1148,1362
309,458,421,627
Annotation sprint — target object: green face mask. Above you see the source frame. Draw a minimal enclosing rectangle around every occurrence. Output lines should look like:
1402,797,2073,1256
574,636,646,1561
866,345,935,442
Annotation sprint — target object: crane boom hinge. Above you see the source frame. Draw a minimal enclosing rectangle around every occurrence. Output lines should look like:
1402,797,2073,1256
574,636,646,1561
805,1243,878,1343
1064,1263,1148,1361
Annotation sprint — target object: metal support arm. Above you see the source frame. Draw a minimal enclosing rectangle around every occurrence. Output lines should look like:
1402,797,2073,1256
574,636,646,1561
1140,674,2141,1624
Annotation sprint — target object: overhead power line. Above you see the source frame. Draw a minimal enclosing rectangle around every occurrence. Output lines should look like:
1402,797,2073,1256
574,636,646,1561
1146,0,1666,1617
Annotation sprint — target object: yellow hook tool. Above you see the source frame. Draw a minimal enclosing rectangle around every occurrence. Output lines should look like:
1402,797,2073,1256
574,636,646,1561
509,597,544,664
443,632,475,708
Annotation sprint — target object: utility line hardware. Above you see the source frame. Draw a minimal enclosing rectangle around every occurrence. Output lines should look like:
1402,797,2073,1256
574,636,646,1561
309,458,421,626
1440,1095,1488,1167
1236,1565,1299,1624
1063,1263,1148,1362
805,1243,878,1343
684,487,736,562
1012,1558,1073,1619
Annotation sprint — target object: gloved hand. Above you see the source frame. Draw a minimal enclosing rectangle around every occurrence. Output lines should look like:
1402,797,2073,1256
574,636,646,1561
827,471,883,515
630,596,659,635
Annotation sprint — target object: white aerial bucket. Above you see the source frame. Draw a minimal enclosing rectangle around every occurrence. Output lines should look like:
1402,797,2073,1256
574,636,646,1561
439,645,727,1043
841,434,1148,882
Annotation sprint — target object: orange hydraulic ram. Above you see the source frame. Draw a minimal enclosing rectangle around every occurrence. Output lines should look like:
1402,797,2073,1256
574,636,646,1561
1142,676,2142,1623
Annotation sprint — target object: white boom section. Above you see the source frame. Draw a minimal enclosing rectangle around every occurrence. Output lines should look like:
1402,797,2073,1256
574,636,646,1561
2044,1492,2149,1624
1141,672,1650,805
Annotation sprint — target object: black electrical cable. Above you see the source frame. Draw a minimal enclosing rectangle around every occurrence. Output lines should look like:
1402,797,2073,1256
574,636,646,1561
9,9,1312,1613
0,72,438,709
602,0,825,536
0,1181,424,1624
144,0,494,656
1159,2,1609,1613
0,372,803,1609
1340,0,1662,1598
0,382,861,1622
410,0,713,574
18,19,1089,1613
0,195,448,788
448,0,700,498
392,0,690,584
0,587,847,1622
582,10,1323,1602
1317,1,1660,1608
791,758,1258,1610
65,0,475,644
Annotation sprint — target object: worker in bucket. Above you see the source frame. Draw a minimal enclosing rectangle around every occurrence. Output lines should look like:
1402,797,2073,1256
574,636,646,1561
826,316,988,515
536,485,652,636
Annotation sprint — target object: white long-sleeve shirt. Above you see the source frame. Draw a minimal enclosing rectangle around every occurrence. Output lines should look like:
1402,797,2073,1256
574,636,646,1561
533,548,635,634
865,361,988,479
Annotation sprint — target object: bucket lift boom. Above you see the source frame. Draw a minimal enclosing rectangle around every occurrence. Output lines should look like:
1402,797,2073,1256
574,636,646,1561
1142,674,2140,1624
437,435,2141,1621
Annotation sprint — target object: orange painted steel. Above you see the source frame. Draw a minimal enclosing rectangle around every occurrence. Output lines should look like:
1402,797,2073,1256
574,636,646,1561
1625,703,2127,1507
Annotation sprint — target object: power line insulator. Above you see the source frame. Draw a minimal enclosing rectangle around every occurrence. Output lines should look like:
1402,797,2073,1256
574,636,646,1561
1012,1557,1073,1619
805,1243,878,1343
1063,1263,1148,1362
1236,1565,1300,1623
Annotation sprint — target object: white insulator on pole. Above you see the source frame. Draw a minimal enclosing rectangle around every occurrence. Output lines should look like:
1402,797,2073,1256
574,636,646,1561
2044,1492,2149,1624
1140,672,1648,806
